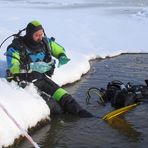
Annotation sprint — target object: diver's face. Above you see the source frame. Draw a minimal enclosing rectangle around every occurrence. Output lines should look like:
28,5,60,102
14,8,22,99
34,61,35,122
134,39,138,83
32,29,44,42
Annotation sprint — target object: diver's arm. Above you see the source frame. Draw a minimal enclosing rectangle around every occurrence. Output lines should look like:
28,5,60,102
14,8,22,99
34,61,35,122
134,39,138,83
48,38,70,67
6,47,20,74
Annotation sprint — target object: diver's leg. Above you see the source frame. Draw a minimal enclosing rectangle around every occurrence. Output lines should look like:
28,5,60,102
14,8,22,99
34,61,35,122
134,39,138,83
33,77,93,117
40,92,63,116
59,94,93,117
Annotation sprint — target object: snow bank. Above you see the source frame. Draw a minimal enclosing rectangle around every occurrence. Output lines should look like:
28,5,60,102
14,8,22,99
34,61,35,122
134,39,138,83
0,79,50,147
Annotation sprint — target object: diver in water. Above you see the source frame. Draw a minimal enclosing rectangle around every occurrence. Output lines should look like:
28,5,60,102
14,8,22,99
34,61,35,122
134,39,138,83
5,20,93,118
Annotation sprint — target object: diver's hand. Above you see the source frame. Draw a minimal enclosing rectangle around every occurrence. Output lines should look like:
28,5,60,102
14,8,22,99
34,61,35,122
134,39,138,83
58,55,70,68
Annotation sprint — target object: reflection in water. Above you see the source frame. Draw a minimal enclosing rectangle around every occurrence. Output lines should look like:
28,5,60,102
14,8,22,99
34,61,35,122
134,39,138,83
106,116,142,142
19,115,80,148
39,115,80,148
20,124,51,148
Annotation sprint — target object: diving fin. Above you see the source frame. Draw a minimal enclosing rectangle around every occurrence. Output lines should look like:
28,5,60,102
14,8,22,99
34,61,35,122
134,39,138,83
102,103,138,121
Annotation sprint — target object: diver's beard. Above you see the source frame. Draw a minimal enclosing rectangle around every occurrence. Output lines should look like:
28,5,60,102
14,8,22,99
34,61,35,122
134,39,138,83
36,39,42,43
23,35,43,53
29,37,42,45
24,34,42,44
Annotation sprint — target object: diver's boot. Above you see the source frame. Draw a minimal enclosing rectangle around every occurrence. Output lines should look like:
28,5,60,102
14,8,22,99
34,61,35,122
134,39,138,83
59,94,93,118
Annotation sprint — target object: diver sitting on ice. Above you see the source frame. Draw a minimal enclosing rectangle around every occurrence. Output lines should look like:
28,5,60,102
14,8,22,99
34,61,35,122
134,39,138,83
5,20,93,118
86,80,148,109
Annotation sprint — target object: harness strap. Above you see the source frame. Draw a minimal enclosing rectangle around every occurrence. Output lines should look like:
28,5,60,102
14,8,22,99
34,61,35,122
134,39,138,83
42,37,52,62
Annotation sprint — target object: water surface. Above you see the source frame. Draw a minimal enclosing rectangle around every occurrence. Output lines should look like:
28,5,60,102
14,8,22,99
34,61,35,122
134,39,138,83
20,54,148,148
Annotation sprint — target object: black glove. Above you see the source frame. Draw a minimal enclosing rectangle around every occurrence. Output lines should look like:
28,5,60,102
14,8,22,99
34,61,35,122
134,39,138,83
45,64,55,77
18,81,28,88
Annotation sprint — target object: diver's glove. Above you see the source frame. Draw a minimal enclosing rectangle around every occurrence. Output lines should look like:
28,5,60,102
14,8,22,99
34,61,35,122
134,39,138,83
30,62,52,73
58,55,70,68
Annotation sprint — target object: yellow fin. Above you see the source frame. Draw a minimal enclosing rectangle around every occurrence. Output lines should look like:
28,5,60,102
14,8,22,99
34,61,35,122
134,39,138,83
102,103,138,121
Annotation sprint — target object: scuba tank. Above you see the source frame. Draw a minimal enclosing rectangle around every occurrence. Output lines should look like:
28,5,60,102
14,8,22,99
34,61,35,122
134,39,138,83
106,80,132,108
86,80,148,109
0,28,26,49
0,28,27,84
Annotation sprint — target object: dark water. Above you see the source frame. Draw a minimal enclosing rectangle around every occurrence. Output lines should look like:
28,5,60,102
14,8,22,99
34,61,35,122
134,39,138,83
20,54,148,148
